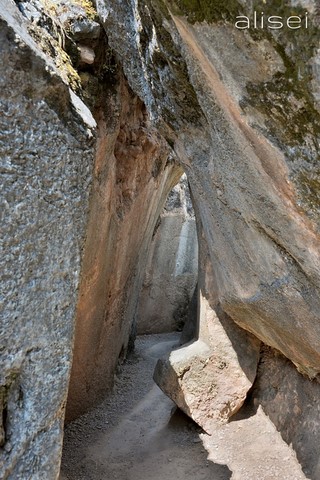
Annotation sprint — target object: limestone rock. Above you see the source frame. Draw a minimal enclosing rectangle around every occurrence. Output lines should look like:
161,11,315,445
137,175,198,335
65,78,182,421
164,174,194,217
154,230,261,432
180,284,198,344
98,0,320,378
69,18,101,41
0,2,95,478
2,0,320,477
154,303,261,432
78,44,95,64
252,346,320,479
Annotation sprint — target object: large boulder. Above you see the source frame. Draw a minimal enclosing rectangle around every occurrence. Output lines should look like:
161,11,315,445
0,2,95,478
154,229,261,431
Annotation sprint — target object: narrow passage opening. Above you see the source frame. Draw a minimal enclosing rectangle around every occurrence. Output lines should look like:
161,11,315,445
136,173,198,338
60,175,230,479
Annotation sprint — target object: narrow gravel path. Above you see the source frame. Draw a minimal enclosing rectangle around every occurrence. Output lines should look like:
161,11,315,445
60,333,307,480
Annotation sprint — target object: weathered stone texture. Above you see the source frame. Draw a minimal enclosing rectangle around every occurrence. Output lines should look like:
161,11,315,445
0,5,95,479
99,0,320,378
137,175,198,334
66,76,182,420
154,227,261,432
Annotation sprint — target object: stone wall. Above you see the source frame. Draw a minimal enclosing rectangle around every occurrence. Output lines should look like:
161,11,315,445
0,3,96,478
2,0,320,478
99,0,320,377
251,346,320,479
137,175,198,334
66,77,182,420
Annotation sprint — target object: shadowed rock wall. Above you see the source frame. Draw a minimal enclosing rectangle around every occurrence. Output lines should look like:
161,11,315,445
137,175,198,334
66,76,181,420
251,346,320,479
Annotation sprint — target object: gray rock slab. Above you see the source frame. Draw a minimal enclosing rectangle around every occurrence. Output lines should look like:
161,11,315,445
0,5,95,478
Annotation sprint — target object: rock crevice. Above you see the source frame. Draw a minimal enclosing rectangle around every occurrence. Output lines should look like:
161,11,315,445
2,0,320,478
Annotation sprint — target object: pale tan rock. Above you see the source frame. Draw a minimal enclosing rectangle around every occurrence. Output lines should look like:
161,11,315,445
78,44,95,64
154,300,260,432
154,232,261,432
137,176,198,334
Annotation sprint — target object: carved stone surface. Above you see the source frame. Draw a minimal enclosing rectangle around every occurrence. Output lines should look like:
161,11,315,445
154,231,261,431
137,176,198,335
99,0,320,377
0,3,95,478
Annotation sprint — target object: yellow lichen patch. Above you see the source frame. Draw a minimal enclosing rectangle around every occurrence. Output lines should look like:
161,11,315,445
71,0,98,20
39,0,58,15
27,20,81,92
55,46,82,91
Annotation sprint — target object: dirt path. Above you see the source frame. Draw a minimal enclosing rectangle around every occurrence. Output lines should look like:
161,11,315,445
61,333,307,480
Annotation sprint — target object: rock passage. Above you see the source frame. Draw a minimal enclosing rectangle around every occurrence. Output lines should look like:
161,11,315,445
2,1,320,477
61,334,307,480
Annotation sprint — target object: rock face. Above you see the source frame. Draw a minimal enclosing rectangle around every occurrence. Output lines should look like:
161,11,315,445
251,346,320,479
0,3,95,478
137,175,198,334
98,0,320,447
66,77,181,420
2,0,320,478
154,225,261,431
100,0,320,379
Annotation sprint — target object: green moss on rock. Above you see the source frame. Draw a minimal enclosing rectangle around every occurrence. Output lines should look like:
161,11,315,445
244,73,320,154
297,171,320,217
240,2,320,165
171,0,240,24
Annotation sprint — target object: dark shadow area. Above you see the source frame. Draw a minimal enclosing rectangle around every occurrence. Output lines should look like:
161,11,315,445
168,406,204,432
228,384,258,423
179,283,198,345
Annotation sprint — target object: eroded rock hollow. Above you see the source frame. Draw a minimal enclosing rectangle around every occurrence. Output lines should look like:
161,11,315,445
1,0,320,478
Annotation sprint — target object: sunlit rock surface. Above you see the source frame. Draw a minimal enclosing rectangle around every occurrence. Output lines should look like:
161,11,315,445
137,175,198,334
2,0,320,478
0,3,95,478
